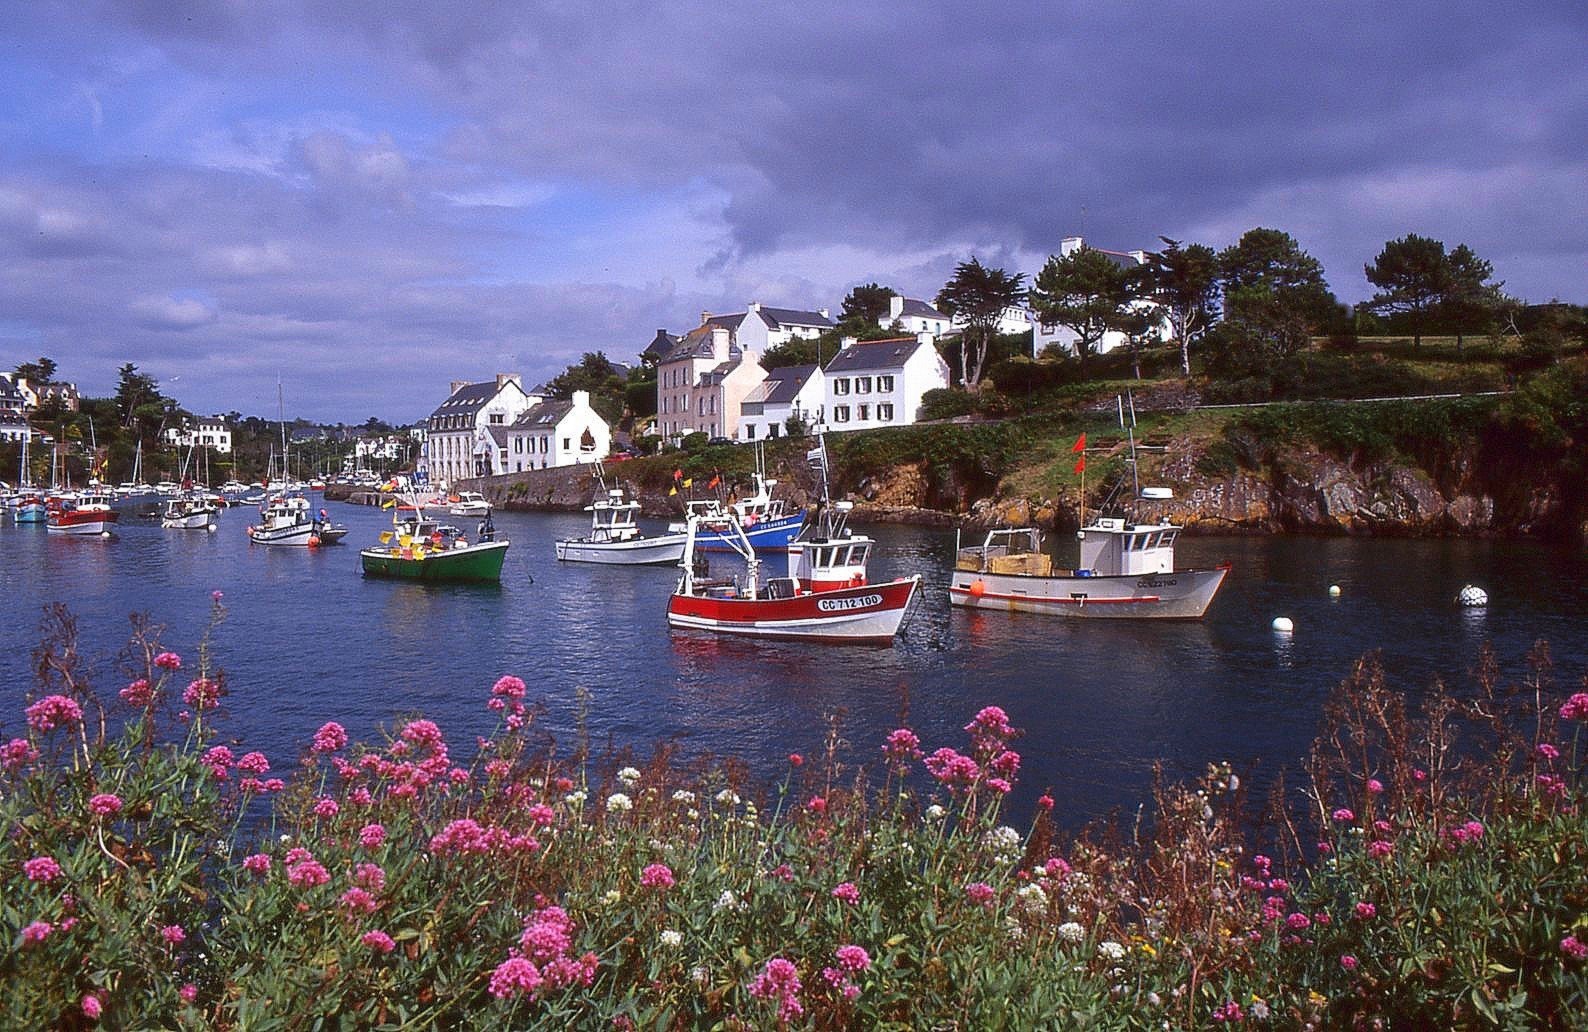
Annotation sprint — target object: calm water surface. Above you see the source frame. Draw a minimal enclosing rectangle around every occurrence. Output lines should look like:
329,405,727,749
3,502,1585,825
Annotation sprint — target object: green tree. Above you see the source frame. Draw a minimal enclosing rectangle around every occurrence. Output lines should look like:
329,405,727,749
114,363,164,429
14,356,57,384
1143,238,1219,375
935,258,1025,389
547,352,627,424
1028,246,1151,375
838,283,897,331
1441,244,1506,350
1218,228,1338,361
1363,234,1449,348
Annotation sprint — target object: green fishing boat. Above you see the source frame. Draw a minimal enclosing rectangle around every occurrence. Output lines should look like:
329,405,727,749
359,510,509,583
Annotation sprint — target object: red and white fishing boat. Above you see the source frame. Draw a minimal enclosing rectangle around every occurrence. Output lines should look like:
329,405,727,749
46,491,120,536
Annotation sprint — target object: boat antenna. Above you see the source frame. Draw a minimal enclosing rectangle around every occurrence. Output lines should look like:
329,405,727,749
1124,389,1140,499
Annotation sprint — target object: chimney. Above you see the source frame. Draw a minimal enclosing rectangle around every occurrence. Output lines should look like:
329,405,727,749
1061,235,1084,256
748,301,761,312
888,295,904,321
840,336,857,351
917,332,934,347
701,310,712,326
818,307,830,320
711,326,732,362
496,372,521,389
572,389,590,409
450,380,469,395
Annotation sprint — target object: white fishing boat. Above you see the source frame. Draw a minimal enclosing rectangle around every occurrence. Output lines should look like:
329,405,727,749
246,495,348,547
160,493,220,531
556,476,686,565
449,491,492,518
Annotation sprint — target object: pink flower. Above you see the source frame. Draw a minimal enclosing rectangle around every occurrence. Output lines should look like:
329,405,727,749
25,694,83,733
489,955,542,998
1211,1000,1243,1023
82,993,103,1020
1037,794,1055,812
312,721,348,753
24,856,62,883
400,719,444,750
1367,839,1394,859
354,862,387,891
491,675,526,700
182,678,220,711
923,747,981,790
1562,935,1588,961
831,881,860,905
966,882,996,906
153,651,183,670
989,749,1021,778
1340,954,1359,971
519,907,573,962
203,745,234,778
262,778,285,793
211,590,224,602
641,863,675,890
1044,856,1071,879
362,929,396,954
89,793,123,817
340,886,378,913
1331,807,1355,823
160,924,186,945
1366,778,1384,794
313,797,340,818
287,858,330,888
3,737,40,771
882,728,923,763
238,751,270,774
242,853,271,875
1286,912,1311,931
788,752,803,767
1412,768,1428,782
22,921,52,945
806,796,828,815
986,777,1013,794
1538,743,1561,761
1354,901,1377,920
119,679,154,706
359,823,386,848
180,984,198,1003
748,957,805,1022
1560,692,1588,721
835,944,871,971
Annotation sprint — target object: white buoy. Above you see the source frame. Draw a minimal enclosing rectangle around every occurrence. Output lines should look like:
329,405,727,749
1328,584,1341,597
206,523,217,533
101,530,111,538
1457,585,1488,608
1272,616,1294,633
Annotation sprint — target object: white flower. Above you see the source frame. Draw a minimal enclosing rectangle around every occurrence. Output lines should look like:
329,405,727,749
1004,916,1026,943
1097,940,1126,962
1015,882,1049,913
672,789,696,804
600,889,622,908
715,789,740,807
691,965,710,986
605,792,633,813
713,889,744,913
686,808,699,820
925,804,946,820
659,929,682,948
565,790,587,807
617,766,641,786
983,825,1023,864
1056,921,1085,944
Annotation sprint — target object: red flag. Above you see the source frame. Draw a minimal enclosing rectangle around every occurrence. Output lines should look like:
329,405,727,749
1071,433,1086,453
1073,455,1086,475
673,468,683,481
707,474,720,490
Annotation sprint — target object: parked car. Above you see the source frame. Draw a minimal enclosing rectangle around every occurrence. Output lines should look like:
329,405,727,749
706,436,733,446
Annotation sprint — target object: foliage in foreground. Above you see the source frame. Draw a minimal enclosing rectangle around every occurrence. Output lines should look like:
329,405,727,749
3,603,1587,1029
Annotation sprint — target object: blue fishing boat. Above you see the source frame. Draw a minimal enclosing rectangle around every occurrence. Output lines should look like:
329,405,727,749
670,470,805,552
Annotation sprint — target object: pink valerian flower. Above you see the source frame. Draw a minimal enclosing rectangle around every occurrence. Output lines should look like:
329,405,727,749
1044,856,1072,879
25,694,83,733
349,786,373,807
313,797,340,818
340,887,379,913
179,984,198,1003
22,921,52,945
882,728,923,765
153,651,183,670
965,706,1017,757
359,823,386,848
160,924,186,945
285,847,313,866
287,857,330,888
1340,954,1359,971
183,678,220,711
831,882,860,905
400,719,445,751
749,957,805,1022
312,721,349,754
1562,935,1588,961
203,745,234,779
490,955,543,999
1447,820,1486,845
429,818,491,856
362,929,396,954
89,793,123,817
262,777,285,793
491,675,526,700
1538,742,1561,761
806,796,828,815
81,993,103,1020
1560,692,1588,721
986,777,1013,794
237,751,270,774
3,737,41,771
988,749,1021,779
640,863,675,890
788,752,803,767
354,862,387,891
24,856,63,883
1037,794,1055,812
769,863,795,882
1331,808,1355,823
1355,901,1377,920
211,590,224,602
1367,839,1394,859
241,853,271,876
1372,819,1393,836
1412,768,1428,782
525,804,555,827
923,747,981,791
1211,1000,1243,1023
1286,912,1311,931
835,945,871,972
965,882,996,906
119,679,154,706
1366,778,1384,795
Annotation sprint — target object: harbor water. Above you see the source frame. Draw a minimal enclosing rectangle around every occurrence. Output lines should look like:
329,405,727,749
3,502,1586,826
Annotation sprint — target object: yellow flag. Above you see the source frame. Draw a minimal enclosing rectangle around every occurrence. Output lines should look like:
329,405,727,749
379,531,393,544
382,499,396,509
668,486,678,496
682,478,693,488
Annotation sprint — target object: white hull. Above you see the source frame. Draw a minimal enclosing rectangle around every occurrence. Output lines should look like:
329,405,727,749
249,523,316,546
556,533,687,565
948,565,1228,619
450,502,491,518
162,511,219,530
46,520,114,536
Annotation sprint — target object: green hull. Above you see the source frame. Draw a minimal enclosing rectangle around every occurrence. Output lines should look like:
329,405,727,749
359,541,509,583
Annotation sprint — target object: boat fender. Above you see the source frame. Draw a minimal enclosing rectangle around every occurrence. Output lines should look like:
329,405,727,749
245,525,254,537
308,535,321,548
968,580,986,598
401,547,413,559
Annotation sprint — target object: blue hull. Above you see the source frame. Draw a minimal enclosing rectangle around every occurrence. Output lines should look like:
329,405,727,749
15,507,46,524
694,512,805,552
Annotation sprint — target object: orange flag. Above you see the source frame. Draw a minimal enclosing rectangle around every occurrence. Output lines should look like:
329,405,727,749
1071,433,1086,453
707,474,720,490
1073,455,1086,474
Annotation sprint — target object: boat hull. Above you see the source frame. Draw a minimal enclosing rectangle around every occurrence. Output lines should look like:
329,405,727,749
248,523,348,546
690,512,806,552
47,510,120,535
947,565,1229,619
360,541,509,583
667,576,920,643
161,510,219,530
555,533,686,565
14,503,47,524
450,502,491,518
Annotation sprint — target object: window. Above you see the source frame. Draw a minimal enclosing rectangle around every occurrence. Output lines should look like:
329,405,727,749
833,378,850,395
768,423,779,439
514,437,523,453
878,375,894,392
541,437,549,453
683,395,689,412
745,423,756,439
489,413,504,424
834,405,850,423
856,377,871,394
879,403,894,421
562,437,571,451
857,404,869,421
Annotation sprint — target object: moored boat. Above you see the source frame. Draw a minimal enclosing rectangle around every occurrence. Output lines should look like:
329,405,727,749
360,507,508,583
556,474,686,565
449,491,492,518
666,469,805,553
46,492,119,536
160,493,221,531
247,495,349,546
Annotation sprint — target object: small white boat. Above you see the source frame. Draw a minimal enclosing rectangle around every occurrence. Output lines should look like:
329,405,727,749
449,491,492,518
556,486,686,565
247,495,348,547
160,493,220,531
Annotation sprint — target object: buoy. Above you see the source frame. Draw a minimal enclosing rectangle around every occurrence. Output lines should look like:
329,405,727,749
1272,616,1295,633
968,580,986,598
1328,585,1341,597
101,530,112,538
1457,585,1488,608
206,523,217,534
307,535,321,548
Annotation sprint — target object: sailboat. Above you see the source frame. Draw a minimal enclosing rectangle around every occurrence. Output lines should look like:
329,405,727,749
247,384,348,546
10,432,46,523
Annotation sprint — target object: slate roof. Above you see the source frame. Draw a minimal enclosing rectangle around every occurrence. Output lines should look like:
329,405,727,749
513,400,574,429
896,298,948,320
753,306,835,330
824,338,929,374
429,380,509,421
754,365,818,406
662,324,742,364
643,330,681,360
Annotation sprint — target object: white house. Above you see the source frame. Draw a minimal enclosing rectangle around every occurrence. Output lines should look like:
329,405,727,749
422,374,537,486
1030,236,1169,357
164,417,233,454
882,296,953,337
821,334,951,431
656,324,766,443
0,410,34,443
501,390,610,471
739,364,824,442
355,435,408,463
728,301,835,353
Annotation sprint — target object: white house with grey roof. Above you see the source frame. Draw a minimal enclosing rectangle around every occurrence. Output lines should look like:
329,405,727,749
821,333,950,432
739,364,824,442
502,389,610,471
1030,236,1169,357
882,296,953,337
422,373,537,486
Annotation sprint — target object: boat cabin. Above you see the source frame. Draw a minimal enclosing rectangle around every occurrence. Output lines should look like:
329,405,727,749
1078,517,1178,576
792,536,872,592
584,489,642,543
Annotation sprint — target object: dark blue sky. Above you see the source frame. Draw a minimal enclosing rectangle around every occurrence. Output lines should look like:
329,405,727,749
2,2,1583,420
